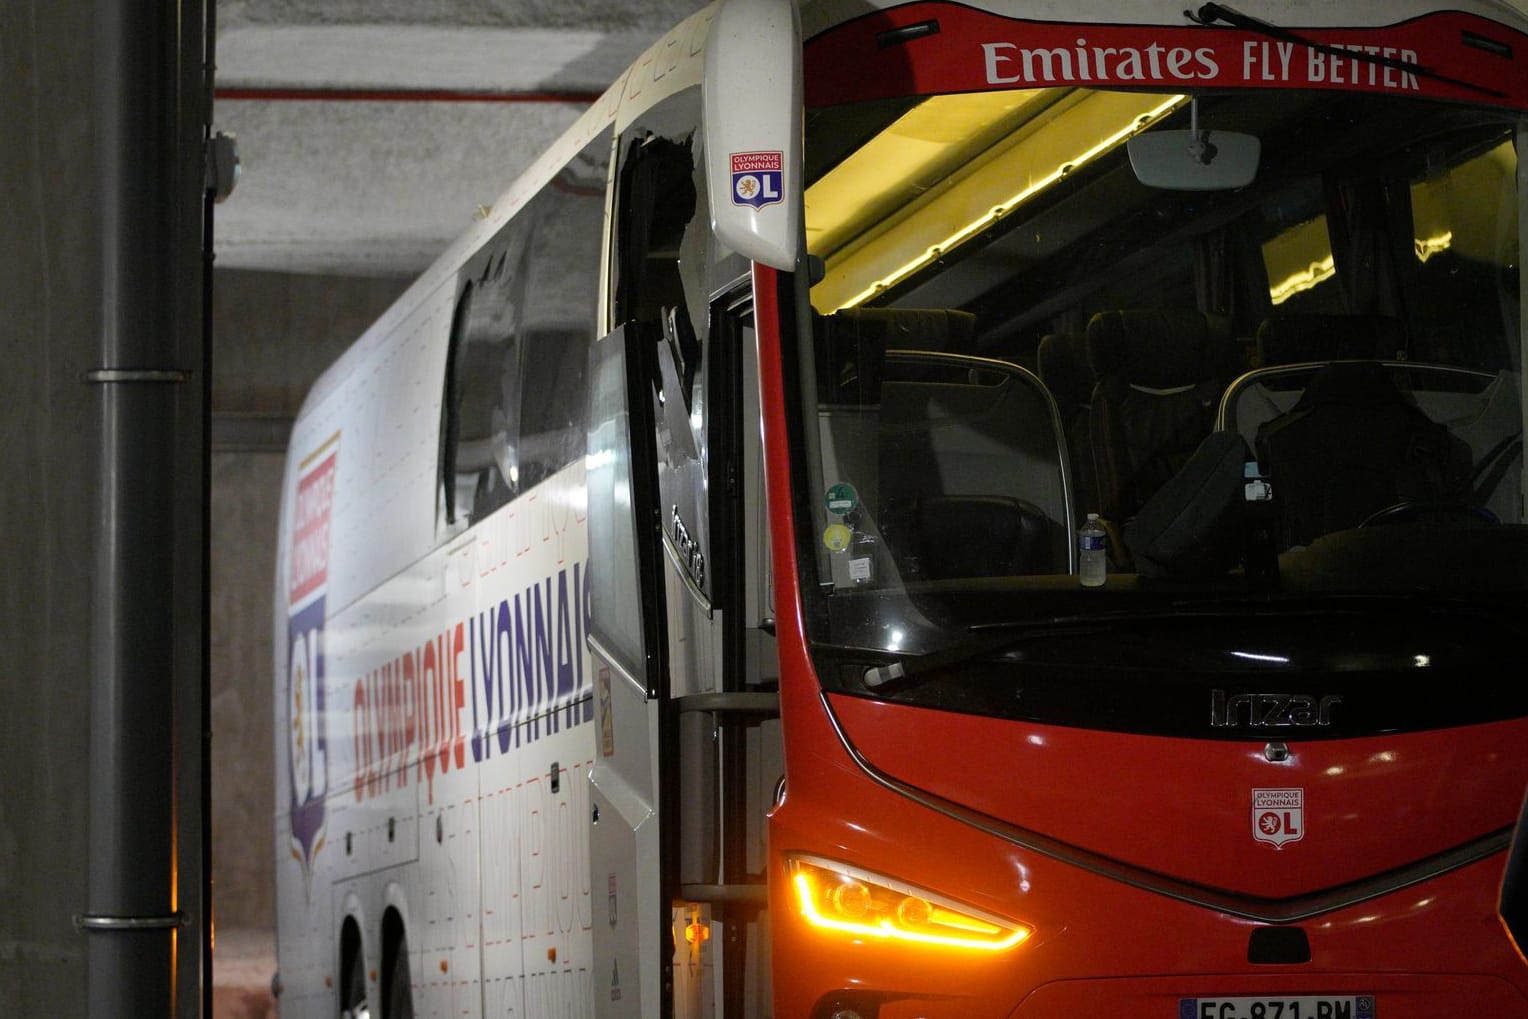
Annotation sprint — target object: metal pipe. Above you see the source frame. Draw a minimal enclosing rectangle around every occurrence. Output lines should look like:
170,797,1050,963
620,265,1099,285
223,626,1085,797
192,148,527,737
84,0,208,1013
200,3,219,1013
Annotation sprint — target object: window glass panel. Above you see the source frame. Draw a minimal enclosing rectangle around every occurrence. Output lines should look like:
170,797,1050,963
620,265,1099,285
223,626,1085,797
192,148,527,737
587,329,647,676
516,138,609,492
794,87,1527,718
441,129,611,527
1407,138,1520,368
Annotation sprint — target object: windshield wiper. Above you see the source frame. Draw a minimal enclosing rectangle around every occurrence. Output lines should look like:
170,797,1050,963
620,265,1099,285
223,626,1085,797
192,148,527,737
1188,2,1505,99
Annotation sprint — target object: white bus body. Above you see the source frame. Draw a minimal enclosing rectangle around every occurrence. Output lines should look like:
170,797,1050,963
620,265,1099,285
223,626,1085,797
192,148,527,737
275,1,1528,1016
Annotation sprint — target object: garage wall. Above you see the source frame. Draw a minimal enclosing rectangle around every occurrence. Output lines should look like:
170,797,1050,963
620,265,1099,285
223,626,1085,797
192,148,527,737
0,0,99,1011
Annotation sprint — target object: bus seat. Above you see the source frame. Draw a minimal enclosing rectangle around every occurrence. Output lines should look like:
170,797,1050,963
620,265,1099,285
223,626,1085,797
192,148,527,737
1037,331,1100,521
1254,362,1474,548
816,307,978,404
1256,313,1405,366
912,495,1052,579
1085,309,1238,524
1221,360,1521,526
1222,314,1408,447
1037,331,1093,418
1123,429,1250,579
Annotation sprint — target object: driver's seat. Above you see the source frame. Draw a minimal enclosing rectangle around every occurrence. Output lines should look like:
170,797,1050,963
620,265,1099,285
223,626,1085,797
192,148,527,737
1254,362,1474,548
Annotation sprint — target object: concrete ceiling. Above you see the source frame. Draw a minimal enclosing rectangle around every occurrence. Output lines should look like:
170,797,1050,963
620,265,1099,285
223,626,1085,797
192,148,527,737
211,0,710,278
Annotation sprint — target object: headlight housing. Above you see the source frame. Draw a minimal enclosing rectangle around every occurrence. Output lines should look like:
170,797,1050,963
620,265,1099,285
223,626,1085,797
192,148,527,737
787,855,1032,952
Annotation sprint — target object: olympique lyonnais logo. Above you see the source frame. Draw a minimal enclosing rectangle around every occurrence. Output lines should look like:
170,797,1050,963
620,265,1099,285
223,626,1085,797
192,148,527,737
287,437,338,895
730,151,784,209
1252,787,1305,849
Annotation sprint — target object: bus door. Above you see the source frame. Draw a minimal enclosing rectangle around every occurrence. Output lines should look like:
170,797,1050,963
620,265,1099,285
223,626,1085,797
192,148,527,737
586,316,669,1019
586,301,783,1019
666,291,782,1019
588,9,799,1014
587,104,783,1019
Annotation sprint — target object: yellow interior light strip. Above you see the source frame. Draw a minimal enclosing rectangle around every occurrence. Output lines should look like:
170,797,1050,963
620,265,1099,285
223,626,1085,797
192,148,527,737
813,92,1188,311
1414,230,1454,263
1267,231,1452,305
1269,255,1337,306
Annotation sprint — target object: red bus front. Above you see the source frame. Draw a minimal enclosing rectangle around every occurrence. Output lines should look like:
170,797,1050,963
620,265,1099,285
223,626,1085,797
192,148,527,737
760,3,1528,1016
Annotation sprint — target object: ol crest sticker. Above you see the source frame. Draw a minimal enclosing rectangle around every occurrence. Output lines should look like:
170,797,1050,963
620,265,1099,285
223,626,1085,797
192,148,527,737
730,151,784,209
1252,787,1305,848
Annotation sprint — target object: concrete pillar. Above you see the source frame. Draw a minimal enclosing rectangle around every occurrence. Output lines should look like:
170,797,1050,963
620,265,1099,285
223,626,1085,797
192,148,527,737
0,0,102,1011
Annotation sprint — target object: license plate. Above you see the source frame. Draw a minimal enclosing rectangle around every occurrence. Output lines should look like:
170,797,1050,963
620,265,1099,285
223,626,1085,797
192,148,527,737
1178,996,1375,1019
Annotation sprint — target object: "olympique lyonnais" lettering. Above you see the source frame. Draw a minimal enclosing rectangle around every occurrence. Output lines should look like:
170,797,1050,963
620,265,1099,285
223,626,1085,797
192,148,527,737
731,151,783,174
351,562,592,803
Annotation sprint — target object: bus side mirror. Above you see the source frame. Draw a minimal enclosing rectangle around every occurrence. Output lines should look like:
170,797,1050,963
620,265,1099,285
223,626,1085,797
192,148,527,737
1128,129,1261,190
702,0,802,270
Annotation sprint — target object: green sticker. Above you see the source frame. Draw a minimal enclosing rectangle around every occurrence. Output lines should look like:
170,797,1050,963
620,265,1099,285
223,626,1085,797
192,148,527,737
822,523,853,553
825,482,859,516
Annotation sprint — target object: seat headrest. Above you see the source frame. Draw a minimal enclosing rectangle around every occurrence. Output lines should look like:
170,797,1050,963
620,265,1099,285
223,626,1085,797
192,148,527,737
1086,309,1232,389
1036,332,1093,413
1256,314,1403,366
1293,361,1411,409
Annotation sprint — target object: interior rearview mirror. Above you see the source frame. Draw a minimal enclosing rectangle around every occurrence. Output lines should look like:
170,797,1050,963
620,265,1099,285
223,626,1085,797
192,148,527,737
1128,129,1261,191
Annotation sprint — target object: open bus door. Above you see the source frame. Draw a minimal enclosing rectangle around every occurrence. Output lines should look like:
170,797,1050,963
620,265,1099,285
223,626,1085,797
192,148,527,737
588,6,801,1017
586,299,783,1019
587,320,671,1019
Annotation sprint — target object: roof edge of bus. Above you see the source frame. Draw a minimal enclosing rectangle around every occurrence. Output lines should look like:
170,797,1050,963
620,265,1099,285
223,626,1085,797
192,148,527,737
797,0,1528,34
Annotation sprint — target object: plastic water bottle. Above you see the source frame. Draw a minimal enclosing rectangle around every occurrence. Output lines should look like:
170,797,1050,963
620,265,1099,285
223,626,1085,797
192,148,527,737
1079,513,1107,588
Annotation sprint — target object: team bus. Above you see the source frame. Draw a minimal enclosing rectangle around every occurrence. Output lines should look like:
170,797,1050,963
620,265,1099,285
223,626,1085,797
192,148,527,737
273,0,1528,1015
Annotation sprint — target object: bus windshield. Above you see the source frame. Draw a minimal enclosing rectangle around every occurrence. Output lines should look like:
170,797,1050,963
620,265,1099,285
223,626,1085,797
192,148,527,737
797,84,1525,676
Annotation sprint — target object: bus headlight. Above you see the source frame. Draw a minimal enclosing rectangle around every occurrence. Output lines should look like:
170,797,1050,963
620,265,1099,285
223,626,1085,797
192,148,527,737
787,855,1031,952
